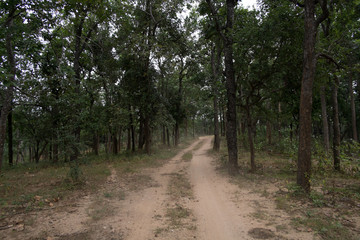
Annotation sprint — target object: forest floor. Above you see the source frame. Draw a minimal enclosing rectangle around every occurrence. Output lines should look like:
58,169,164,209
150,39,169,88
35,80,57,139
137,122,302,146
1,136,359,240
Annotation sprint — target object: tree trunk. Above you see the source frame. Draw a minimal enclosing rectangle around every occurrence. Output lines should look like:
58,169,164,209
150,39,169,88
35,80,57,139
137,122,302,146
166,127,170,147
162,125,166,145
206,0,238,174
112,133,118,155
8,110,13,166
35,141,40,163
266,121,272,145
138,116,144,149
129,106,135,152
349,76,358,141
213,97,220,151
224,0,238,174
70,12,84,162
118,130,122,153
246,108,256,172
93,134,99,155
320,85,330,153
0,10,16,172
211,45,221,151
144,117,151,154
297,0,318,193
175,122,180,146
127,127,131,151
332,77,341,171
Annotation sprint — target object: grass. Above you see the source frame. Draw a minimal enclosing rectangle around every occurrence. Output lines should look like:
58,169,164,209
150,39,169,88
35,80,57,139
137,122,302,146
167,171,193,200
213,137,360,240
87,196,114,221
182,151,193,162
192,140,204,151
166,204,191,226
0,138,196,220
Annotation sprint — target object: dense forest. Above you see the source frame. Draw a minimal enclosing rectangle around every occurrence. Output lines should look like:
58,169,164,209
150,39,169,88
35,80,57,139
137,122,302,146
0,0,359,194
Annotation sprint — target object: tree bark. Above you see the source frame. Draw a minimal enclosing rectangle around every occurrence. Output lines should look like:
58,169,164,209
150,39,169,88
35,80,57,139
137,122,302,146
297,0,318,192
166,127,170,147
144,117,151,154
332,77,341,171
246,107,256,172
127,127,131,151
93,134,99,155
0,10,16,172
349,76,358,141
162,125,166,145
206,0,238,174
224,0,238,174
320,85,330,153
8,110,13,166
211,45,221,151
112,133,118,155
266,121,272,145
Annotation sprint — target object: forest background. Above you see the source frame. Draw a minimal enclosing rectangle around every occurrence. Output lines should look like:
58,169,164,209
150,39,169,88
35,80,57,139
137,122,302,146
0,0,359,199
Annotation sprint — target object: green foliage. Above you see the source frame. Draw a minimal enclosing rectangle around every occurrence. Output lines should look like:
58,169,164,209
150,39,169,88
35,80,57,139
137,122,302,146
68,161,83,183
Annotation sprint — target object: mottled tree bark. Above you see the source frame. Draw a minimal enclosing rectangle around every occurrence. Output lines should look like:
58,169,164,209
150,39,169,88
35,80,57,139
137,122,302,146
211,45,221,151
246,107,256,172
349,77,358,141
224,0,238,174
266,121,272,145
0,10,16,172
297,0,317,192
206,0,238,174
332,77,341,171
8,110,13,166
320,86,330,153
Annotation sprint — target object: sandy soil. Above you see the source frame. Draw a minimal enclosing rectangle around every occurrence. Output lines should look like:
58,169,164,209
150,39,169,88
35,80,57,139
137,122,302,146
1,136,317,240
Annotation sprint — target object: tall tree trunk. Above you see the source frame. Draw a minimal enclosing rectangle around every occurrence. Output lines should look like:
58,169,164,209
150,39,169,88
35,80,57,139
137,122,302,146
112,133,118,155
211,45,221,151
70,13,85,161
207,0,238,174
92,134,99,155
118,130,122,153
332,77,341,171
213,97,220,151
131,122,135,152
175,122,180,146
162,125,166,145
266,121,272,145
127,128,131,151
349,76,358,141
320,85,330,153
224,0,238,175
138,116,144,150
35,141,40,163
246,107,256,172
297,0,325,192
144,117,151,154
8,110,13,166
166,127,170,147
0,10,16,172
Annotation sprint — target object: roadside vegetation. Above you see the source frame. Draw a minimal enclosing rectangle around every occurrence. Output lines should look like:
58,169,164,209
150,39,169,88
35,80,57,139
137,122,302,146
0,138,194,223
214,134,360,240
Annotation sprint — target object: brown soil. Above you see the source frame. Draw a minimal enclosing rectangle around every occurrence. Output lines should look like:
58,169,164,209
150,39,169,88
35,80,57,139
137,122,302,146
1,136,318,240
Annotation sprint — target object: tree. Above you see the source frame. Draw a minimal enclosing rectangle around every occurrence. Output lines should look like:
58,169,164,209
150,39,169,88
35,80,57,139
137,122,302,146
291,0,329,192
205,0,238,174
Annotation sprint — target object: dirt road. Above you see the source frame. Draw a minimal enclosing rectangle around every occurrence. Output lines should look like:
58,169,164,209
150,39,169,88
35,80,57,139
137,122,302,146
2,136,315,240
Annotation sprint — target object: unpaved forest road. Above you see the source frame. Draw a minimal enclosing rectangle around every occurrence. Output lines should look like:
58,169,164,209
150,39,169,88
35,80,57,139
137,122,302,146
2,136,315,240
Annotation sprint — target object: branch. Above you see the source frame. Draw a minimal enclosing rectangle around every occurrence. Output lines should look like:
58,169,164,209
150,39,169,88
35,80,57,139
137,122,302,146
288,0,305,8
317,53,341,69
206,0,226,41
316,0,329,27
